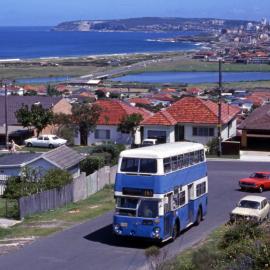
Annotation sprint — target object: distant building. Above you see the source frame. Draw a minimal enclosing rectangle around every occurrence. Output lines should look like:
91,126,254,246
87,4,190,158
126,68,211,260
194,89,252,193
74,99,152,145
238,104,270,149
0,145,84,195
142,97,240,145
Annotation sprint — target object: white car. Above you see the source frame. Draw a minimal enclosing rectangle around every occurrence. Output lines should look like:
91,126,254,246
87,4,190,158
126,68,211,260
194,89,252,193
230,195,270,223
141,138,158,147
24,135,67,148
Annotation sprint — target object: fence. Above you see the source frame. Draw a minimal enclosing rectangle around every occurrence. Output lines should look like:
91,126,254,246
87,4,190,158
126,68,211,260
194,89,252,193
18,165,118,219
19,183,73,219
73,165,117,202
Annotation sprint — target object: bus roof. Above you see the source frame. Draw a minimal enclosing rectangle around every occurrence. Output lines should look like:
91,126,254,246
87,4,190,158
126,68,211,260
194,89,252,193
120,142,204,159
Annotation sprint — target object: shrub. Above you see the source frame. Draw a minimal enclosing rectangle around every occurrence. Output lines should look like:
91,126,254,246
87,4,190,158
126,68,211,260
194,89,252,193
219,222,261,249
206,138,220,155
43,169,73,190
80,156,105,176
92,143,125,165
3,167,43,199
57,126,74,146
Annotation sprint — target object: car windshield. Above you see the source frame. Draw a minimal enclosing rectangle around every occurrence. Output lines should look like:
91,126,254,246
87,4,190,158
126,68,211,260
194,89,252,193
138,200,159,218
250,173,268,179
238,200,260,209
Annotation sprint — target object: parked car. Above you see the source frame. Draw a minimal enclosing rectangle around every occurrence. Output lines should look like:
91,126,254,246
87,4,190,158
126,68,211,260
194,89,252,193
239,172,270,193
141,138,158,147
24,135,67,148
230,195,270,223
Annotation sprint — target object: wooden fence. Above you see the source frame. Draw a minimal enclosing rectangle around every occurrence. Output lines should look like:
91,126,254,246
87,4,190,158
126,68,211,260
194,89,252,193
18,165,117,219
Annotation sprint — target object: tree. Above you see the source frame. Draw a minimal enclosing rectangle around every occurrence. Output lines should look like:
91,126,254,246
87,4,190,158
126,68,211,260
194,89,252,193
72,103,102,145
15,104,54,137
117,113,143,144
43,169,72,190
95,89,106,99
47,84,61,97
54,103,102,145
80,156,105,176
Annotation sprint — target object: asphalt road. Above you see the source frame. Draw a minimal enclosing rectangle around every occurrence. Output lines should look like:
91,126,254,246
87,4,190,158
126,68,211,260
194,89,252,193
1,161,270,270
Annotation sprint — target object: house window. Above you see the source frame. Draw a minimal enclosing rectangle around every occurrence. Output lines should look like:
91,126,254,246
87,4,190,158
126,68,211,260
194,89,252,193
94,129,110,140
193,127,214,137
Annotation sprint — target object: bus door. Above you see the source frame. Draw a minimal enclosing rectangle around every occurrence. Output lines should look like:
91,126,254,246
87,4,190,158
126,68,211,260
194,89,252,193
188,184,194,223
164,193,173,238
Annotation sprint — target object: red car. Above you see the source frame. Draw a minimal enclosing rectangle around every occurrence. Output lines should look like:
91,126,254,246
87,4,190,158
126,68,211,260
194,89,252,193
239,172,270,193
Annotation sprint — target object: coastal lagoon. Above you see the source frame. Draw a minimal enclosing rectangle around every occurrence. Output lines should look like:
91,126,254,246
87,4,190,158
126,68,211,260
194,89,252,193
0,27,199,59
113,71,270,84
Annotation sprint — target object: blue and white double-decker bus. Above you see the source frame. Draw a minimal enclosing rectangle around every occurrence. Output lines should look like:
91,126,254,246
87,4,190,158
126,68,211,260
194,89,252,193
113,142,208,242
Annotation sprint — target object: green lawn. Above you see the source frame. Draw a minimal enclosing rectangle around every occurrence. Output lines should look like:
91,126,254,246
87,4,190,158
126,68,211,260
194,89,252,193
0,185,114,240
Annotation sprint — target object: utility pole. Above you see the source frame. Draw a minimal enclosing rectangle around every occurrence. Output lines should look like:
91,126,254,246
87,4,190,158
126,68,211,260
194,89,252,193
217,59,222,157
4,82,9,149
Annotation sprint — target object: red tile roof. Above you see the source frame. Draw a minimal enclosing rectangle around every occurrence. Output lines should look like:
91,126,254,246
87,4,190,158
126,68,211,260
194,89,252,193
152,93,175,102
162,88,177,93
95,99,152,125
141,110,177,126
142,97,240,126
128,98,151,105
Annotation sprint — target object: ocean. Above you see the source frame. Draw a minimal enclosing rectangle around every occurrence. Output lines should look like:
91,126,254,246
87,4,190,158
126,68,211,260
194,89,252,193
0,27,199,59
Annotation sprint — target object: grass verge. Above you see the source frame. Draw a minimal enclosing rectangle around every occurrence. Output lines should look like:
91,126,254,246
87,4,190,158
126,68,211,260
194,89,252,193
0,185,114,240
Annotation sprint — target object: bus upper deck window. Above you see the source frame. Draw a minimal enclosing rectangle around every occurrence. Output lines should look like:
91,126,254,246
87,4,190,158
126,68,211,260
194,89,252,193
121,158,139,172
140,159,157,173
163,158,171,173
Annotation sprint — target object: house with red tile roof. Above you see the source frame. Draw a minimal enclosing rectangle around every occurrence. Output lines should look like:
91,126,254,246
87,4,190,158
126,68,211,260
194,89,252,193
238,103,270,148
74,99,152,145
142,97,240,145
186,87,204,96
128,97,152,106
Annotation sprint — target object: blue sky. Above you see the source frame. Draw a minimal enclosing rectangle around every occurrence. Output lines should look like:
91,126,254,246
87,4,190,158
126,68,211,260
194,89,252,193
1,0,270,26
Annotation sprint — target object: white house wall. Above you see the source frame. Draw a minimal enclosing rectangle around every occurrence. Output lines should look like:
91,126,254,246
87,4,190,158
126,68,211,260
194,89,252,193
183,124,216,145
87,125,132,145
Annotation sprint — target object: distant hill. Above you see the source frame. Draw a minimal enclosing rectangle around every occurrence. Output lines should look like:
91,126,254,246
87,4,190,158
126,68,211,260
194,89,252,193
52,17,252,32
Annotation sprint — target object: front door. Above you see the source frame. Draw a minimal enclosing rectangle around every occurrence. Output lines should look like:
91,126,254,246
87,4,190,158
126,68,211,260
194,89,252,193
175,125,185,141
188,184,194,223
164,194,173,238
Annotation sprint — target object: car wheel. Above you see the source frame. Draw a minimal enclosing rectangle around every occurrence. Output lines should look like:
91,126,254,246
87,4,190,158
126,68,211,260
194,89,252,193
259,186,264,193
195,208,202,226
48,144,54,149
26,142,32,147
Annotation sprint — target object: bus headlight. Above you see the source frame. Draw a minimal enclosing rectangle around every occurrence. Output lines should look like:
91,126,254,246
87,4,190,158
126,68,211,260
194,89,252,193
114,224,122,234
152,227,160,238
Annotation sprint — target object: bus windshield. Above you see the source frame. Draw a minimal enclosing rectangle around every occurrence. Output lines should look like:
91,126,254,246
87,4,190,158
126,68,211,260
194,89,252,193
138,200,159,218
120,158,157,174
